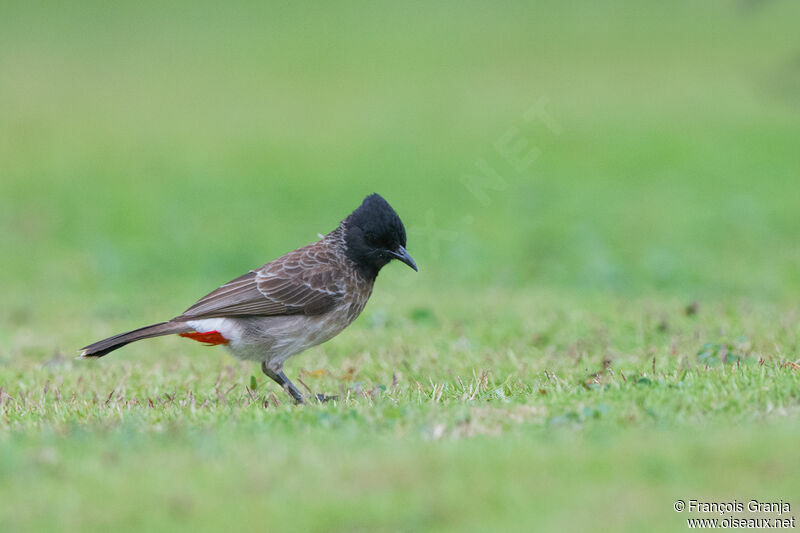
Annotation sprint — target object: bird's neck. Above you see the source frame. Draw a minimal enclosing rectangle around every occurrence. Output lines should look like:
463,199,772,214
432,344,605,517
323,224,347,251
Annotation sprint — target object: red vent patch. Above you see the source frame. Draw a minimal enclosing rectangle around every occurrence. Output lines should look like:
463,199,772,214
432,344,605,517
179,330,230,346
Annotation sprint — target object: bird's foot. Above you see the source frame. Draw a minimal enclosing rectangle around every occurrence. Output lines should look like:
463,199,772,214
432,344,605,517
314,393,338,403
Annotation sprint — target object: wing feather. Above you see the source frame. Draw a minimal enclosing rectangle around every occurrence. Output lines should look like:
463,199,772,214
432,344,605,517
179,244,344,320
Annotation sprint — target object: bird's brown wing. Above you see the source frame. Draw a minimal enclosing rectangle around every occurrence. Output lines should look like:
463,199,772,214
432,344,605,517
179,244,345,320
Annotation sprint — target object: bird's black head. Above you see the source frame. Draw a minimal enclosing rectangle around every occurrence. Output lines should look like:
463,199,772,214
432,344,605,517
343,193,417,279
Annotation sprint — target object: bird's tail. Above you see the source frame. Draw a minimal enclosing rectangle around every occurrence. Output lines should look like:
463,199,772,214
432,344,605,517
80,321,192,358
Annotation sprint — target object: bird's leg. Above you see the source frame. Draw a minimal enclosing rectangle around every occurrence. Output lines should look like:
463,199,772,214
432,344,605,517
261,362,305,404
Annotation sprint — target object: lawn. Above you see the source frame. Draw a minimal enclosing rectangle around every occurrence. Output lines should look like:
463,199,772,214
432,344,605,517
1,1,799,531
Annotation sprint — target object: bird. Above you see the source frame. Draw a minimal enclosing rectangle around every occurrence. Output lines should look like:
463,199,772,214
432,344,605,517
80,193,417,403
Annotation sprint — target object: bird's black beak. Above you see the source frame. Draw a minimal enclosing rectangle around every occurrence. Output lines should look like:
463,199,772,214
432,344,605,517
389,245,418,271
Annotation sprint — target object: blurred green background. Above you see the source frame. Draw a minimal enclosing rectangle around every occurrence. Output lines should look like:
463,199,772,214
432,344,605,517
2,0,799,309
2,1,800,531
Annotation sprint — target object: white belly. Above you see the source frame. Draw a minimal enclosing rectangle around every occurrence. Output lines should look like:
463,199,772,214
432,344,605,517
186,311,354,368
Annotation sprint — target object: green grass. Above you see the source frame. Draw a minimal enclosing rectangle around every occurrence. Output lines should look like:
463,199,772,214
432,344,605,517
3,292,799,531
2,1,800,531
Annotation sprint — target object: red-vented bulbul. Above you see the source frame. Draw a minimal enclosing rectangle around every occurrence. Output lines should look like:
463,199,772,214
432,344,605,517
80,193,417,403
